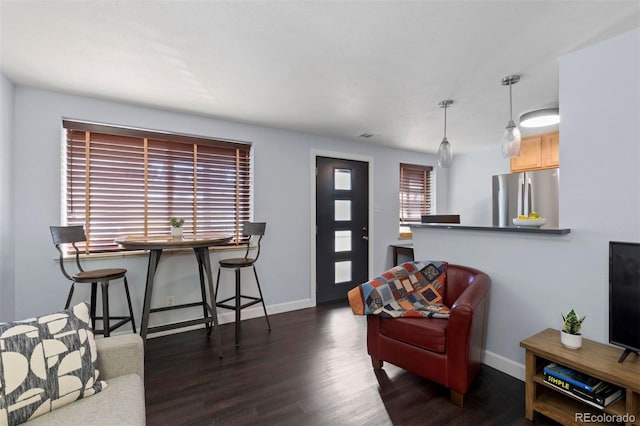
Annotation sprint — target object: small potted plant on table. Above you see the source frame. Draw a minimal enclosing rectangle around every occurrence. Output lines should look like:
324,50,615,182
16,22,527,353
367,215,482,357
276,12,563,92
561,309,585,349
171,217,184,238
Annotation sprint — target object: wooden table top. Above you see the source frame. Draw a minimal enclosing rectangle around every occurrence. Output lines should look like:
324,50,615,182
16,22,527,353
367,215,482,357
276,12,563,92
115,233,233,250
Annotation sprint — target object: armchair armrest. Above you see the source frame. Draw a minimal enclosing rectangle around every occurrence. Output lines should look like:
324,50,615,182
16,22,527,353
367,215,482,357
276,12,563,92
446,271,491,393
95,334,144,380
448,271,491,337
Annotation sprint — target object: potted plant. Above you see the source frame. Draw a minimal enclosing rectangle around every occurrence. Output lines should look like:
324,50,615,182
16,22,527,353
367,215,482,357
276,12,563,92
170,217,184,238
560,309,585,349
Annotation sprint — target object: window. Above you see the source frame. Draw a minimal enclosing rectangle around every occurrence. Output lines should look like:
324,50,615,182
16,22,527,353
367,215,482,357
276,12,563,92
399,163,432,236
63,120,251,253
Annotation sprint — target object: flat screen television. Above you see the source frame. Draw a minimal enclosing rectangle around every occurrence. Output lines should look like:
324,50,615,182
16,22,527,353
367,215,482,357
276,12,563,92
609,241,640,363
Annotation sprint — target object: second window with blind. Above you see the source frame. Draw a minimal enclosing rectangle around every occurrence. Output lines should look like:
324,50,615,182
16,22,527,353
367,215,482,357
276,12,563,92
63,120,252,253
399,163,433,237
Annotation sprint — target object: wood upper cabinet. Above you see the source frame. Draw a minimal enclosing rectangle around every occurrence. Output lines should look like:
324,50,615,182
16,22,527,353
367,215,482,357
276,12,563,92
511,131,559,172
541,131,559,168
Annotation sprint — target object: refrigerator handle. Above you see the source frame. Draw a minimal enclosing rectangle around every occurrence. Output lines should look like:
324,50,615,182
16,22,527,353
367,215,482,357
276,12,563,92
517,174,524,216
524,176,532,215
528,180,534,214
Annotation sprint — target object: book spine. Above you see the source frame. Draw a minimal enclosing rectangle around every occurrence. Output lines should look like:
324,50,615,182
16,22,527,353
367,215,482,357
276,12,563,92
543,374,604,409
543,366,596,392
545,374,623,406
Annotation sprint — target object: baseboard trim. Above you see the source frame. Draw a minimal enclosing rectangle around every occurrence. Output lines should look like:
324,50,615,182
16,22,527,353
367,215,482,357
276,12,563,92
483,349,525,381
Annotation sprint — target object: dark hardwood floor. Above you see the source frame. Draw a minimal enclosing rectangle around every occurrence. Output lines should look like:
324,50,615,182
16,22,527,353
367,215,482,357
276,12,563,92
144,302,556,425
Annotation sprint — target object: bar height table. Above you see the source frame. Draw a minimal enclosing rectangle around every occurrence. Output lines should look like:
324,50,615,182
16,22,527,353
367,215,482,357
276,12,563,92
115,234,232,358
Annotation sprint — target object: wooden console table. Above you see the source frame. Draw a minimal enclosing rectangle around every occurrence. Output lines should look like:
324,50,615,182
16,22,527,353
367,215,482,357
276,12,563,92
520,329,639,425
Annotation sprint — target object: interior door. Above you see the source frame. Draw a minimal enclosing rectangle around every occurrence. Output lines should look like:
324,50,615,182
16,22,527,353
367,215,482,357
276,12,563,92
316,156,369,304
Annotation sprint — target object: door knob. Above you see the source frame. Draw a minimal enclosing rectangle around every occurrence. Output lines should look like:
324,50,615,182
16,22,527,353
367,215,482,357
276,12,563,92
362,236,369,241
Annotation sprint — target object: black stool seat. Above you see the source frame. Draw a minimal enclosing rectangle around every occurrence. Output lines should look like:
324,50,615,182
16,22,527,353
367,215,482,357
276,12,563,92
50,225,136,338
215,222,270,347
218,258,256,268
74,268,127,282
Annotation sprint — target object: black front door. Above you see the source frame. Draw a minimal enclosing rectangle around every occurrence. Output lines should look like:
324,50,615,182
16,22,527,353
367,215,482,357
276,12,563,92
316,156,369,304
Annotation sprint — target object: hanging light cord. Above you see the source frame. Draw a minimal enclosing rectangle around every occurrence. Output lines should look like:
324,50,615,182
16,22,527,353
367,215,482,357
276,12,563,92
509,80,513,121
443,104,448,137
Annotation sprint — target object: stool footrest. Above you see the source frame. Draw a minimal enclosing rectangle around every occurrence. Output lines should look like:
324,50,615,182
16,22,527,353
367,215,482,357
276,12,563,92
216,295,263,311
147,316,215,334
93,317,134,335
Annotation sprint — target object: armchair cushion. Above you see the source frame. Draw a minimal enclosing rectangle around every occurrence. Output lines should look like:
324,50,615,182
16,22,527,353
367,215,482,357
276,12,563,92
0,302,106,425
348,260,449,318
380,317,448,353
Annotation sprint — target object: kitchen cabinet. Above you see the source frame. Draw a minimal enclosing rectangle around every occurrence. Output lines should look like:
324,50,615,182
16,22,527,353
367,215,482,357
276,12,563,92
511,131,559,172
541,131,559,168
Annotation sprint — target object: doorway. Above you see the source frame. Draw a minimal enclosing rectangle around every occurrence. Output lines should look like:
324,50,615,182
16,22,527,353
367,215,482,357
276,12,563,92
315,156,369,304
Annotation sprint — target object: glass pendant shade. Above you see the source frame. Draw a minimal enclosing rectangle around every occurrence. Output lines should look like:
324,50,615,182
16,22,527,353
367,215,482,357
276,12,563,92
437,137,452,168
500,75,521,158
437,99,454,168
501,119,521,157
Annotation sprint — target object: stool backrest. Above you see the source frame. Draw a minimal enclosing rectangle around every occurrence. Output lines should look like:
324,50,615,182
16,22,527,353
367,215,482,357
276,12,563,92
242,222,266,261
50,225,87,280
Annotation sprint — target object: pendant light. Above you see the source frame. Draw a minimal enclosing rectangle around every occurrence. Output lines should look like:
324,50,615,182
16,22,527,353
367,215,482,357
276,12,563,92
437,100,453,168
501,75,521,158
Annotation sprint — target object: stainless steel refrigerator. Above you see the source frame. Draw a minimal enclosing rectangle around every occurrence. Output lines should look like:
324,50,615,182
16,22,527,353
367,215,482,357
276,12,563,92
492,168,559,228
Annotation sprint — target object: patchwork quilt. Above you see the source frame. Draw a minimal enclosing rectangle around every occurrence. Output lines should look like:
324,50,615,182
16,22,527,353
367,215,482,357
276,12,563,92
347,260,450,318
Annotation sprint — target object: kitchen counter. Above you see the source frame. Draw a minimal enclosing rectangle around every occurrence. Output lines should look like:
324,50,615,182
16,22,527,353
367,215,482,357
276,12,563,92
410,223,571,235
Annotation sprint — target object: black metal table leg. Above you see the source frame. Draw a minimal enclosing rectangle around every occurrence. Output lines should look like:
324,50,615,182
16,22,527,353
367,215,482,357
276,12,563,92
196,247,223,359
101,281,110,337
194,249,211,334
235,267,241,347
141,249,162,343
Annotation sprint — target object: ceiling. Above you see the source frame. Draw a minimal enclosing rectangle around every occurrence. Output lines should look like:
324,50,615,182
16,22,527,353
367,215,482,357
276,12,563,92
1,1,638,155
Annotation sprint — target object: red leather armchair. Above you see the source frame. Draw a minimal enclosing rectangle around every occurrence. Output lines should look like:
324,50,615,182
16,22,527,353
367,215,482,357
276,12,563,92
367,264,491,407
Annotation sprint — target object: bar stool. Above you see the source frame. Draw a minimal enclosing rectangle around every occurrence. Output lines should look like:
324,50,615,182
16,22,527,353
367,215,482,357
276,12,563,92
215,222,271,347
50,225,136,337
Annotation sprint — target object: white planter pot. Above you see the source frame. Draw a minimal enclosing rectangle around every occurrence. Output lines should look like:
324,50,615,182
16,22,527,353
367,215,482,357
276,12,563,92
561,331,582,349
171,227,183,238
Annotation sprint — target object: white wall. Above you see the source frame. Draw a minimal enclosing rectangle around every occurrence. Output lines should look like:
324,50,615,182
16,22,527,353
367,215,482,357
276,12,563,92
423,28,639,378
9,87,441,328
0,73,16,321
448,146,510,226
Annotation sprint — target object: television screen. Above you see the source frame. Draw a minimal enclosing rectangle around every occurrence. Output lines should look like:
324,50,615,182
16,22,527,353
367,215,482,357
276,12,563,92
609,241,640,361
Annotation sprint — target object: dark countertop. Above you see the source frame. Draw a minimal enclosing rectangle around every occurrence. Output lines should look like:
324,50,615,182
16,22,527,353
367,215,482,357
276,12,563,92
409,223,571,235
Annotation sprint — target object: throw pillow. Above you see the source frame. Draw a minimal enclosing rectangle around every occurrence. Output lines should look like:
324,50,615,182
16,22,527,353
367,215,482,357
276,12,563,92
0,302,107,425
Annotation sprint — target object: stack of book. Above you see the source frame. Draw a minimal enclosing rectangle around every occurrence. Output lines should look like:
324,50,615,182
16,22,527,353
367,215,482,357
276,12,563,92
543,363,623,409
